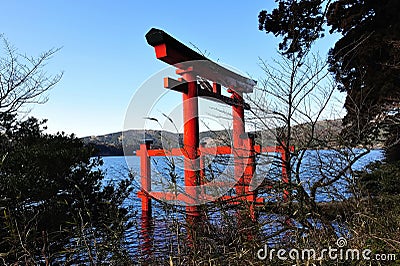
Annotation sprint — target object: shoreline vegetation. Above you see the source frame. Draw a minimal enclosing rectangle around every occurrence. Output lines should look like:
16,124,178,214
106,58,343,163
2,0,399,263
82,119,384,157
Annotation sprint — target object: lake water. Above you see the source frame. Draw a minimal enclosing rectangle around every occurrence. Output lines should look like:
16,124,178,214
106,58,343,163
100,149,384,261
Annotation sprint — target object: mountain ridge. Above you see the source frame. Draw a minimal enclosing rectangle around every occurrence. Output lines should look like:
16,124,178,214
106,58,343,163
81,119,349,156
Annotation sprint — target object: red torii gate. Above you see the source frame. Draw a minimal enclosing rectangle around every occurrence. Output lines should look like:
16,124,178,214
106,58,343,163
137,28,289,222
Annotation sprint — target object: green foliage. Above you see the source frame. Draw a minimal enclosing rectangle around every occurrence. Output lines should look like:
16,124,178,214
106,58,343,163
0,113,133,264
259,0,400,161
258,0,325,57
327,0,400,152
356,161,400,196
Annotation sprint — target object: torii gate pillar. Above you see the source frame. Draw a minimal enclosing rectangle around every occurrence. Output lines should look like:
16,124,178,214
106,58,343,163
231,91,246,196
178,67,200,217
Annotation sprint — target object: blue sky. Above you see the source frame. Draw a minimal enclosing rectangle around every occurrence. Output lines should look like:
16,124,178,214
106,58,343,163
0,1,340,137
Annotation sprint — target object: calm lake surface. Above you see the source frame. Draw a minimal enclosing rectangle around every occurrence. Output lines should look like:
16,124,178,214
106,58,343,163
99,149,384,259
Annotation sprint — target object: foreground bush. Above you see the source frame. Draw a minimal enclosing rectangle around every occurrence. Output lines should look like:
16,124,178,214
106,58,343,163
0,114,134,265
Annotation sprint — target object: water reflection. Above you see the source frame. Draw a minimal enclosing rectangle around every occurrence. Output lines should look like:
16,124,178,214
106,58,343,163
100,149,384,262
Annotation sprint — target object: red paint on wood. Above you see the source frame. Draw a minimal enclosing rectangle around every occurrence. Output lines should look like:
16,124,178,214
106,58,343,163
181,70,200,216
231,91,245,197
139,142,152,215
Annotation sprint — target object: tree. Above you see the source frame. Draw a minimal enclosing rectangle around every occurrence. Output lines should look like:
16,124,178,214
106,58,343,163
258,1,400,258
327,0,400,162
0,35,62,113
246,49,373,246
0,36,133,264
258,0,326,57
258,0,400,162
0,114,133,264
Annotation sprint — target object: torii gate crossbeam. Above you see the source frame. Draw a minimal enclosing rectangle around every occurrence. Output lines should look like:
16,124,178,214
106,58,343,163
145,28,257,217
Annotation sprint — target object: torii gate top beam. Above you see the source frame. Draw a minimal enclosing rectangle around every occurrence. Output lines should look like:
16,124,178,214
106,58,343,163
145,28,256,94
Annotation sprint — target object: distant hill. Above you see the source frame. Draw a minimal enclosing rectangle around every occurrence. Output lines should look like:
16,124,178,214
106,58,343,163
81,119,345,157
82,130,164,156
81,129,231,156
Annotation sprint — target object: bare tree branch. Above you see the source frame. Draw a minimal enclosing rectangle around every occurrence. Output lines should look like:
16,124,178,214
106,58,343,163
0,36,63,114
